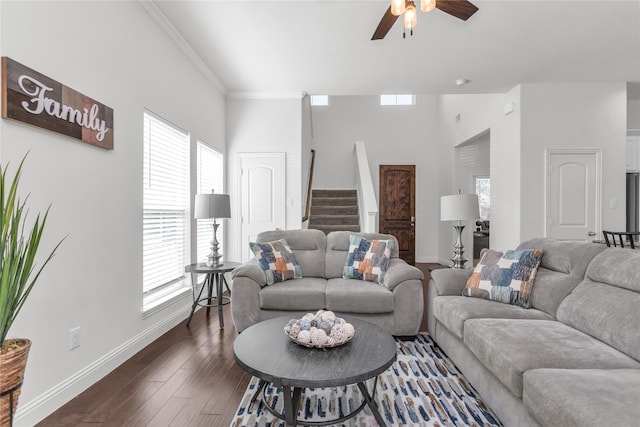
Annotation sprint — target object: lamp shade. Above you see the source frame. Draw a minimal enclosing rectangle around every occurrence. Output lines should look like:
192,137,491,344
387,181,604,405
194,193,231,219
440,194,480,221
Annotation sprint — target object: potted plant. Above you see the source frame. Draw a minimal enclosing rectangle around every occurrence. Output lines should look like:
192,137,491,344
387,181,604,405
0,155,63,425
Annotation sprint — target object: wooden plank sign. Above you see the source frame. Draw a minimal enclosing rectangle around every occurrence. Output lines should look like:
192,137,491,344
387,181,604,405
1,57,114,150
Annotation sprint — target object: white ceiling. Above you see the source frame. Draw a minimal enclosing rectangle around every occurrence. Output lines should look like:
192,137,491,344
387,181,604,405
152,0,640,96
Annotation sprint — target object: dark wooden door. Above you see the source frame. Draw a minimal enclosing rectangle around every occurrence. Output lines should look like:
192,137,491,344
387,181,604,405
379,165,416,265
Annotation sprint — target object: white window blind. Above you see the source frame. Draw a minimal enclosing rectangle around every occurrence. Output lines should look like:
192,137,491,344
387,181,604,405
143,112,189,298
196,142,224,263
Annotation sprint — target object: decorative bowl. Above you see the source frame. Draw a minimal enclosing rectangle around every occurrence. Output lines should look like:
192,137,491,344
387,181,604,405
284,310,355,348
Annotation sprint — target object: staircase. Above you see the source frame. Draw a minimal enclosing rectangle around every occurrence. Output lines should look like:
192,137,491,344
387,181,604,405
307,189,360,234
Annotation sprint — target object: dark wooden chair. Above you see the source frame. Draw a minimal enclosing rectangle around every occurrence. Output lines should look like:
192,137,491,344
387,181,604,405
602,230,640,249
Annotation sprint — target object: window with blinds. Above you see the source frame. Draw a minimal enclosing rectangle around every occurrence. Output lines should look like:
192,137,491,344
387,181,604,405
143,111,189,305
196,142,224,263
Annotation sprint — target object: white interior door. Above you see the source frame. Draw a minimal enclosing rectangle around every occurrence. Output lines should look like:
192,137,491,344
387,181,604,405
239,153,286,261
546,149,601,241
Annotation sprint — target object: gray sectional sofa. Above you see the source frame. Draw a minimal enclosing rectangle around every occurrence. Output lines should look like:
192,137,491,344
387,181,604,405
428,238,640,426
231,229,425,336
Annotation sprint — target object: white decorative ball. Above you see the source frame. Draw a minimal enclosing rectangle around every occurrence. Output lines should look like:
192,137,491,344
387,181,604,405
310,328,328,346
289,323,301,339
297,330,311,344
343,323,355,339
331,324,348,342
320,311,336,322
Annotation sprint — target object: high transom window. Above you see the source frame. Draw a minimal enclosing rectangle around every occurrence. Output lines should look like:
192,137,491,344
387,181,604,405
380,94,415,106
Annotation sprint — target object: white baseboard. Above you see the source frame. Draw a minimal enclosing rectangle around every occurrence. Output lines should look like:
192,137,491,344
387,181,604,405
14,302,192,426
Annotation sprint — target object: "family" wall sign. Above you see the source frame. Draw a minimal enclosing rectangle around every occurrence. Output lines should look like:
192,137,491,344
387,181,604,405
1,57,114,150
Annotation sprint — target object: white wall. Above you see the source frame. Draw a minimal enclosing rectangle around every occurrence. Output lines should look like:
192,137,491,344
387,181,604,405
439,83,627,255
0,2,225,424
520,82,627,238
454,132,490,195
310,95,441,262
629,99,640,129
437,93,520,256
226,96,303,261
490,86,523,250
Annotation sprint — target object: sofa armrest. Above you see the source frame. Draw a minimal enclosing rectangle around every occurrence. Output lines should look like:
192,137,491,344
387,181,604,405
429,268,473,296
383,258,424,291
231,259,267,287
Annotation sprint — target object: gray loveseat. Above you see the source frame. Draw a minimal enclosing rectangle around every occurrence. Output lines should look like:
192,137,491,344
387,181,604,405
428,238,640,426
231,229,424,336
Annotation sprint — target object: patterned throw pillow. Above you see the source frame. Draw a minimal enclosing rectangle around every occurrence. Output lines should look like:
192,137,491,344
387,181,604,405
249,239,303,285
463,248,543,308
343,235,394,284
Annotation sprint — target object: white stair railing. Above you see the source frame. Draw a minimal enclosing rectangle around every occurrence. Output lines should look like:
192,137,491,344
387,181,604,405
354,141,378,233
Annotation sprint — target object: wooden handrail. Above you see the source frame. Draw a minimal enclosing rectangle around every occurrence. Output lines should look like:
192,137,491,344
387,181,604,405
302,149,316,222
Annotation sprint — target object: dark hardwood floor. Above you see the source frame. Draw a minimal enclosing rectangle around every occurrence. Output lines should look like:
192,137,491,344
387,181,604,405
38,303,251,427
38,263,439,426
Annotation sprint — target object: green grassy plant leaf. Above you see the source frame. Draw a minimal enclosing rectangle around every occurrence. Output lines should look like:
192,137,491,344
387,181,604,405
0,154,64,347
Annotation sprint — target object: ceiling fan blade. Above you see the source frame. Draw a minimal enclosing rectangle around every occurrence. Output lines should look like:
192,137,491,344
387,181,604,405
372,5,400,40
436,0,478,21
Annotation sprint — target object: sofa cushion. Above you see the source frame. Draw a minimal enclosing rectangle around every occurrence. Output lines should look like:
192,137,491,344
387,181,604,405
463,319,640,398
342,235,393,284
516,238,606,316
432,296,553,339
523,369,640,427
464,248,543,308
325,231,399,279
557,248,640,361
325,278,393,314
259,278,326,311
250,239,303,285
257,229,326,278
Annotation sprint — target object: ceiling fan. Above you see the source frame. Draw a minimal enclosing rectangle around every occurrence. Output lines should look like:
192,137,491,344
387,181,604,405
372,0,478,40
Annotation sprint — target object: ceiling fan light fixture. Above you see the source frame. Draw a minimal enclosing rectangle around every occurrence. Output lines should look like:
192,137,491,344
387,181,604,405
404,1,417,30
390,0,406,16
421,0,436,13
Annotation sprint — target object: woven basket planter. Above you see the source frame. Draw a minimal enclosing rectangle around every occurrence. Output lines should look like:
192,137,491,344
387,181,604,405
0,338,31,426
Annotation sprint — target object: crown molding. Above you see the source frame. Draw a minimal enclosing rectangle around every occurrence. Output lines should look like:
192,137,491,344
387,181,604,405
227,92,306,100
138,0,227,95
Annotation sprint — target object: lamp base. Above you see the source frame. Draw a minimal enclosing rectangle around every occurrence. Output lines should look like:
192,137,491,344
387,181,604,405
205,257,223,268
450,223,469,269
206,222,223,268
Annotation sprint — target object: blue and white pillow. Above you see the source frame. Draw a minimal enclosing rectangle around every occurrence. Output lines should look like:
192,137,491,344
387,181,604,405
343,235,393,285
464,248,543,308
250,239,302,285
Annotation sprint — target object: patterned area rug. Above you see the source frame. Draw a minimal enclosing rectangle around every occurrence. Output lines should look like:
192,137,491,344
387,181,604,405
229,334,501,426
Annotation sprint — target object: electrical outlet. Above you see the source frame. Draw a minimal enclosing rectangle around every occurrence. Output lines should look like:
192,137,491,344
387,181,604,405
69,327,81,350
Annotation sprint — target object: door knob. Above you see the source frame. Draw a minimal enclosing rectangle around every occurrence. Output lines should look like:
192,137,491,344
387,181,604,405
588,231,596,236
411,216,415,222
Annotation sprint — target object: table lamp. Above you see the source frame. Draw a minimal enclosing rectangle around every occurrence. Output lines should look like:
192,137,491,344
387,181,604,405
195,190,231,267
441,192,480,269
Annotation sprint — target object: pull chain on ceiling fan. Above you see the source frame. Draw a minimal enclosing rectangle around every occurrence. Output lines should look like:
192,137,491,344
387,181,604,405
372,0,479,40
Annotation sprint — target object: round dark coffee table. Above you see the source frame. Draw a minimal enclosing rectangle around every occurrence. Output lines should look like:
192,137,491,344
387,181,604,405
233,316,397,426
